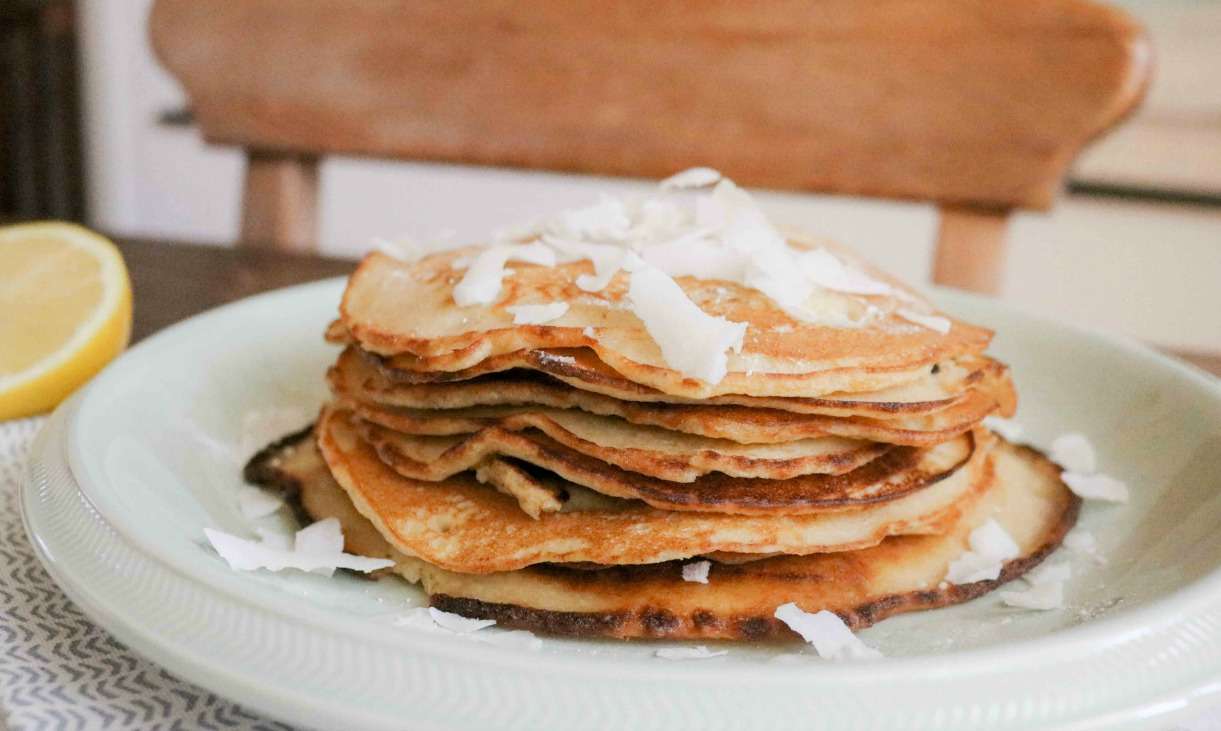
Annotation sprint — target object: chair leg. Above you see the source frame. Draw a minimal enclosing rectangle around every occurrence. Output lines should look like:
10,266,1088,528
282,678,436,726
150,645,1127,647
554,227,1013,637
240,151,319,251
931,205,1010,295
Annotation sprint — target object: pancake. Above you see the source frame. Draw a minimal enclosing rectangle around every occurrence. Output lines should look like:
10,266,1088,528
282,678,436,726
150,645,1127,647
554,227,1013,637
330,342,1015,420
346,387,1001,451
304,407,994,572
353,412,978,514
268,431,1078,640
339,250,993,398
342,398,889,481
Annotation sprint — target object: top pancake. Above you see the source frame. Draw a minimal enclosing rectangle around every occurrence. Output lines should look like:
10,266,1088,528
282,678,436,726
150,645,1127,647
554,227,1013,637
339,250,992,398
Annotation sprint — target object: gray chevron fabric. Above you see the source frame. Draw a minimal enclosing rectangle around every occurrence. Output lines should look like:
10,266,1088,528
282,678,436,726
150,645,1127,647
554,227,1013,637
0,417,294,731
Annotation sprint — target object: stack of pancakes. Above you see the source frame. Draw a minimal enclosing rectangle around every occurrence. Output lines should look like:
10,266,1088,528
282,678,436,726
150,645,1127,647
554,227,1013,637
248,246,1079,641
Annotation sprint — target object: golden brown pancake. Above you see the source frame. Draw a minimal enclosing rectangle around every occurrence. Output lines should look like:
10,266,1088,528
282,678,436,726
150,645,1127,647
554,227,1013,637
329,343,1016,422
254,428,1078,640
343,399,889,482
353,412,978,515
308,407,993,572
339,250,993,397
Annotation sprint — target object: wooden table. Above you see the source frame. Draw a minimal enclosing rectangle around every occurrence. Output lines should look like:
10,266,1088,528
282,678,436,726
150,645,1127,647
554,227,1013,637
117,238,1221,378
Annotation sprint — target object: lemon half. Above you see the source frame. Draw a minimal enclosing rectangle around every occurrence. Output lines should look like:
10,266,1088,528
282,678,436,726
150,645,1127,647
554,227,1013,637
0,222,132,419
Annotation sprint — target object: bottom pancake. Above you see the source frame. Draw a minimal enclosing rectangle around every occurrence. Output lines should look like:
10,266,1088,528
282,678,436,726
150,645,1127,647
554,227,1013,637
249,429,1079,640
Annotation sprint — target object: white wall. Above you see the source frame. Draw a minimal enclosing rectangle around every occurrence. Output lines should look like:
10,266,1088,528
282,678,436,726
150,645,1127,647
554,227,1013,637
78,0,1221,354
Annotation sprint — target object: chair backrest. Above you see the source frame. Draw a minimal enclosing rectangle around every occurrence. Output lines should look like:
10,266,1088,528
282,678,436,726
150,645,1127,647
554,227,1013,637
150,0,1150,293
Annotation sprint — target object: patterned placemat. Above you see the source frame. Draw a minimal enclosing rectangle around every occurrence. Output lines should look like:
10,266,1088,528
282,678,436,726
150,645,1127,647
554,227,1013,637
0,417,292,731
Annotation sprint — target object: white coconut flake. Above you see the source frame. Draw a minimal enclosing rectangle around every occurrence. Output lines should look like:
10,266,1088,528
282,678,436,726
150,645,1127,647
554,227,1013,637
982,416,1025,442
897,308,952,334
1062,472,1129,503
655,646,728,660
681,560,711,584
254,527,292,550
479,629,543,651
944,519,1021,584
237,484,283,520
773,603,881,660
428,607,497,634
1025,562,1071,586
294,518,346,576
582,326,596,338
1050,433,1097,474
627,266,747,384
393,607,440,631
506,302,569,325
204,526,393,574
1064,529,1106,564
799,248,893,296
453,243,556,306
1000,580,1065,611
660,166,722,190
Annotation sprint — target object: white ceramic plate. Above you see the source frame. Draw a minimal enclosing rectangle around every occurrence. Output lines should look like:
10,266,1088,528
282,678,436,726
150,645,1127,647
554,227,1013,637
21,279,1221,730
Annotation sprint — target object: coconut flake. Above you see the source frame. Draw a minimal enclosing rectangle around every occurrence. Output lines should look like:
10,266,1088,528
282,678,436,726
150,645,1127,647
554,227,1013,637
799,248,893,296
506,302,569,325
897,308,952,334
982,416,1025,442
237,484,284,519
655,646,728,660
204,526,393,574
627,266,747,384
944,519,1021,584
1050,433,1097,474
1064,529,1106,564
774,603,881,660
660,167,722,190
453,243,556,306
1025,562,1071,585
1000,580,1065,611
1062,472,1129,503
681,560,711,584
480,629,543,651
428,607,497,634
582,326,596,338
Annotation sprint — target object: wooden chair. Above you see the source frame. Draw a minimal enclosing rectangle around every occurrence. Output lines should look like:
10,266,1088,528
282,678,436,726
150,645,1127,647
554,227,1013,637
149,0,1150,294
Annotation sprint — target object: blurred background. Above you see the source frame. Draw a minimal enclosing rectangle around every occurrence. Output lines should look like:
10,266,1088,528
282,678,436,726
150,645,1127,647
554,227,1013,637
3,0,1219,358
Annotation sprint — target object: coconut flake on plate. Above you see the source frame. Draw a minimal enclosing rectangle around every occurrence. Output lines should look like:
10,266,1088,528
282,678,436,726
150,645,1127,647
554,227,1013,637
1000,581,1065,611
897,308,952,334
453,242,556,306
428,607,497,634
1062,472,1129,503
204,521,393,575
982,416,1025,442
773,603,881,660
999,562,1071,611
1063,528,1106,564
294,517,346,576
655,646,728,661
237,484,284,520
1050,433,1097,474
681,560,711,584
627,266,747,385
944,519,1021,584
506,302,569,325
660,166,723,190
479,629,543,651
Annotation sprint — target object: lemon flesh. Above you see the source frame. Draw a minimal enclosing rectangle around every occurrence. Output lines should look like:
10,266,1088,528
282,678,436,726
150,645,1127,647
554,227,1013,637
0,222,132,419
